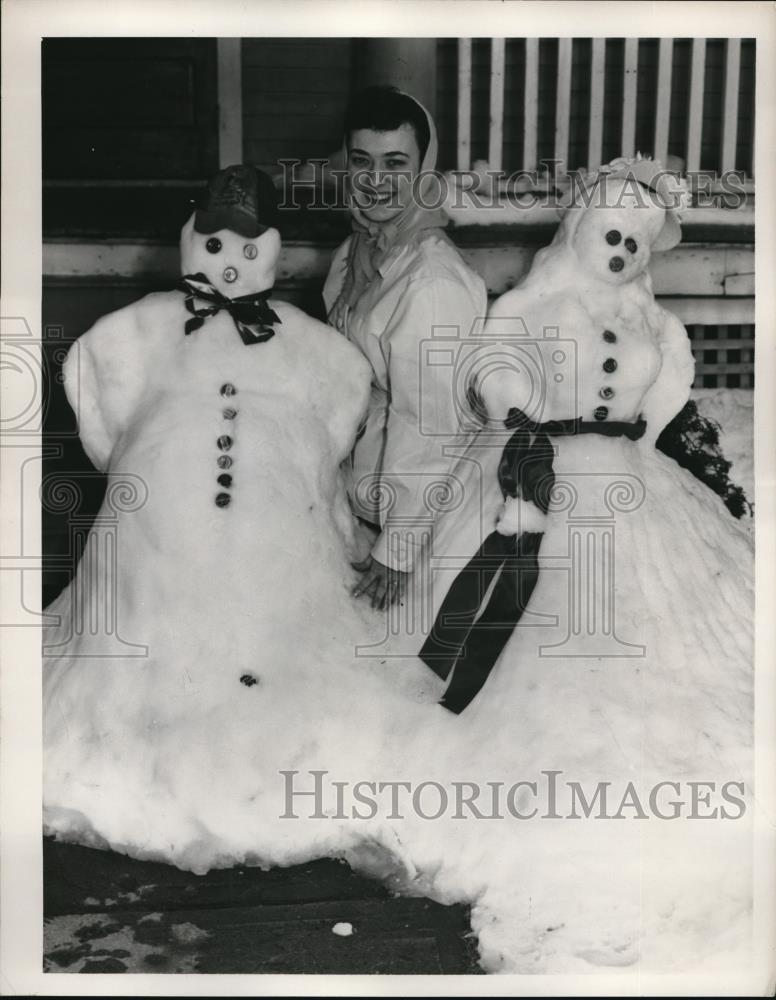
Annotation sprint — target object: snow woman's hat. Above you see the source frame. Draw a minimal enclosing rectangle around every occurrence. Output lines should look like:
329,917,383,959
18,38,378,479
556,155,691,252
194,164,279,239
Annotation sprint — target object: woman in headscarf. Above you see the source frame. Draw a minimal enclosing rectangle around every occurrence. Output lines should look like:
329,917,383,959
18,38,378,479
323,86,487,610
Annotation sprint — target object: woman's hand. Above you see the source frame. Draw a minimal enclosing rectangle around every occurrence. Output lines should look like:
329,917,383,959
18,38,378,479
351,555,409,609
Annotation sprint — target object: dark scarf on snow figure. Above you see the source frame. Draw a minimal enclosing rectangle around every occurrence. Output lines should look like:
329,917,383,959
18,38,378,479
420,408,648,715
179,272,282,346
328,92,449,332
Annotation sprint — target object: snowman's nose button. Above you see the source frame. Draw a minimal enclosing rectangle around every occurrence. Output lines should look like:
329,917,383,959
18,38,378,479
223,267,238,283
244,244,258,259
206,237,222,254
609,256,625,272
605,230,622,245
603,357,618,373
220,383,237,397
603,330,617,343
625,237,638,253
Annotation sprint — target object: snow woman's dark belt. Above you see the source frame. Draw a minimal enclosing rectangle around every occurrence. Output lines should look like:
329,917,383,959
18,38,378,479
419,407,647,715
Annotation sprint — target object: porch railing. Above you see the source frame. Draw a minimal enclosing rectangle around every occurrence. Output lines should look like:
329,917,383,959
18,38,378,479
453,38,753,178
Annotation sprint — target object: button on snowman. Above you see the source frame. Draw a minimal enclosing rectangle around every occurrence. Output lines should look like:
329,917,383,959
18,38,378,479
178,165,284,510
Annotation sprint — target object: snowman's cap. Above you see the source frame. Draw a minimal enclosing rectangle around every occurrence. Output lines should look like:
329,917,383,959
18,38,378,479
194,164,279,239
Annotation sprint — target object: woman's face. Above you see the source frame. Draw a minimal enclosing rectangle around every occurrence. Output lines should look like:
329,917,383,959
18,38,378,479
346,124,422,223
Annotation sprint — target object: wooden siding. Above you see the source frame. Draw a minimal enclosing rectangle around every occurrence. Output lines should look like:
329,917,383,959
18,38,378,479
241,38,353,172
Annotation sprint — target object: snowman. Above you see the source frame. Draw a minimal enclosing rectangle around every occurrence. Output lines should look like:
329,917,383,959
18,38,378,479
42,165,439,867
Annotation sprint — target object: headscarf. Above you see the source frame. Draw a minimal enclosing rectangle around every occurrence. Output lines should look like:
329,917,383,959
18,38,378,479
328,90,449,329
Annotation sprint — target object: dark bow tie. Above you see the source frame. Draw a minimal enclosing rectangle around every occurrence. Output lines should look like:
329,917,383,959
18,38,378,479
179,273,282,346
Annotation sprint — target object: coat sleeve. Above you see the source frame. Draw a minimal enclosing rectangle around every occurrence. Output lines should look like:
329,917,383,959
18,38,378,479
637,310,696,447
371,272,486,572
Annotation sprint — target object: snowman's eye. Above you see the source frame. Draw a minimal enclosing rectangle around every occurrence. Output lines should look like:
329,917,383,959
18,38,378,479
206,237,222,254
625,237,638,253
605,230,622,245
244,244,258,259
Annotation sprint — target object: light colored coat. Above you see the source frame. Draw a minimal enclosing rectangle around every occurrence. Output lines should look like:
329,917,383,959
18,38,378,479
323,230,487,572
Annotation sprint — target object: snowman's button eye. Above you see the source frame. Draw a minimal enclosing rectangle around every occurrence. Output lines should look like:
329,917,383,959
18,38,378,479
605,230,622,245
609,256,625,272
625,237,638,253
244,244,258,259
206,237,222,254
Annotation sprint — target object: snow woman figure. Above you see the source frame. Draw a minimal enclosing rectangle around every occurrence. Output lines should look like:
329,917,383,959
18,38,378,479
419,157,753,728
323,86,488,610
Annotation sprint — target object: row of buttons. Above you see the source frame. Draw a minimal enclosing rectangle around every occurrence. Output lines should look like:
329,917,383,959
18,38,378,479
595,331,618,420
216,383,238,506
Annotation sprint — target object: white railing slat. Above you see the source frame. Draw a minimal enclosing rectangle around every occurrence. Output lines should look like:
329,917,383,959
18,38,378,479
621,38,638,159
488,38,506,171
687,37,707,173
523,38,539,172
554,38,573,169
654,38,673,166
721,37,742,173
457,38,473,172
588,38,606,170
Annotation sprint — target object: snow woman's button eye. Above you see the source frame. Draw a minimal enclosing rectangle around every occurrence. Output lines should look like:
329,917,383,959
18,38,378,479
220,383,237,396
609,256,625,272
206,237,222,254
603,357,618,373
605,230,622,245
223,267,238,283
217,455,233,470
625,237,638,253
599,387,615,399
215,492,231,508
217,435,233,451
594,406,609,420
244,244,258,259
603,330,617,343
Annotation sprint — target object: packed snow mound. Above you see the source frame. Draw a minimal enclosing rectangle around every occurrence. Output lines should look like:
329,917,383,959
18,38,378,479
43,173,754,976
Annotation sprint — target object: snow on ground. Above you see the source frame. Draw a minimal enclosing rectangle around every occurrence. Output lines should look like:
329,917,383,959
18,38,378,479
692,388,754,506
